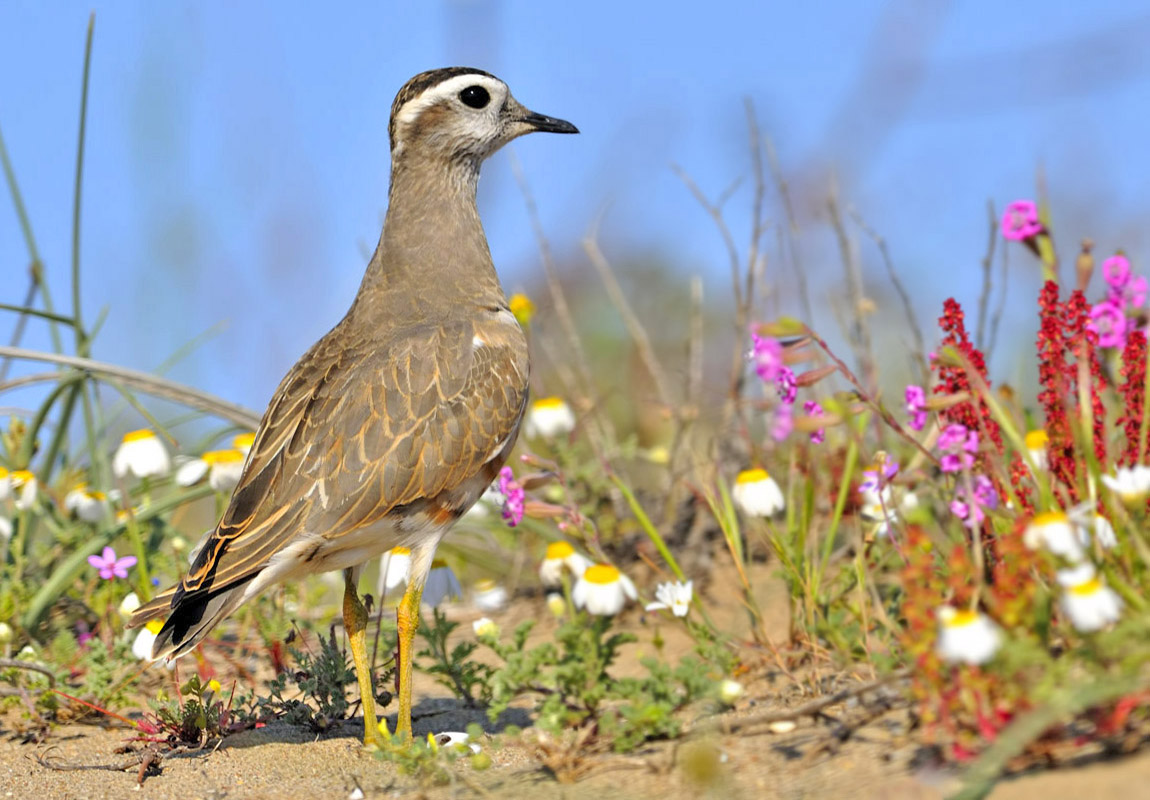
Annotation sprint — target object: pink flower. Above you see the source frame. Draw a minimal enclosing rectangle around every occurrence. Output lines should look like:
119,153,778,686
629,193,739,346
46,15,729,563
905,385,927,431
1088,300,1128,348
770,402,793,442
750,332,783,383
859,460,899,495
951,475,998,529
87,546,137,580
1103,255,1131,289
938,423,978,473
498,466,525,527
1001,200,1042,241
803,400,825,444
1123,275,1148,310
777,367,797,405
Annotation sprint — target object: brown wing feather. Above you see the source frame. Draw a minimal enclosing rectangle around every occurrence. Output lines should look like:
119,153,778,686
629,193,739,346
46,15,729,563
173,316,527,604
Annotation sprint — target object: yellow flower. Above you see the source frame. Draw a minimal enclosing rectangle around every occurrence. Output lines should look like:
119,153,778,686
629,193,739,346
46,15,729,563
509,293,535,326
176,449,245,492
232,432,256,455
9,470,37,511
1025,429,1049,470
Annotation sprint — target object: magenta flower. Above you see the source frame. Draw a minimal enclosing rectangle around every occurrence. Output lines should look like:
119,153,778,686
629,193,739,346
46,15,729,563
750,332,783,383
951,475,998,529
498,466,525,527
1103,255,1131,289
777,367,797,405
1001,200,1042,241
905,385,927,431
87,546,137,580
859,459,899,495
938,423,978,473
1122,276,1148,310
1088,300,1128,348
770,402,793,442
803,400,825,444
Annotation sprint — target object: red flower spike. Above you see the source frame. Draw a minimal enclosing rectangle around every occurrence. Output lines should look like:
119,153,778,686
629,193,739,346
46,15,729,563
1117,331,1147,467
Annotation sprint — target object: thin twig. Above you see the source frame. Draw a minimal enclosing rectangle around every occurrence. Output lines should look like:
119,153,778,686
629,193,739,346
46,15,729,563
827,192,877,393
0,345,260,428
975,199,999,353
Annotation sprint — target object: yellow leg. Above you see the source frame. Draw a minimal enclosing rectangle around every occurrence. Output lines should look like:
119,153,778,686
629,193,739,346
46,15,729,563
343,570,386,748
394,578,425,740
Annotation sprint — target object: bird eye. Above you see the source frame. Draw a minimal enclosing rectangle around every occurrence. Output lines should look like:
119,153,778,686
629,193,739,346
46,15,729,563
459,85,490,110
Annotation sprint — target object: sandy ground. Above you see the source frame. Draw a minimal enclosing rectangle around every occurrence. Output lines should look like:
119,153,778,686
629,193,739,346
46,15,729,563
4,563,1150,799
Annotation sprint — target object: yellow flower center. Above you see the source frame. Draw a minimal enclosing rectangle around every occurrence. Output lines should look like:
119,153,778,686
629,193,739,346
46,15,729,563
431,558,449,570
545,541,575,560
390,546,411,556
944,609,979,628
475,578,497,592
509,293,535,324
583,564,621,585
1069,577,1102,596
232,432,256,449
10,469,34,485
208,679,222,694
145,620,164,634
0,467,8,479
202,449,244,465
533,396,567,411
736,468,769,484
1032,511,1068,527
122,429,156,443
1025,429,1049,449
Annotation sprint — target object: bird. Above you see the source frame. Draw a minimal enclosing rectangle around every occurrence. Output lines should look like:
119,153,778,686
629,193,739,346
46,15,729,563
128,67,577,748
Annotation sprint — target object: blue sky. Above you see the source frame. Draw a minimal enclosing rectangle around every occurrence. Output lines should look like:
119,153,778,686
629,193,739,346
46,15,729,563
1,2,1149,422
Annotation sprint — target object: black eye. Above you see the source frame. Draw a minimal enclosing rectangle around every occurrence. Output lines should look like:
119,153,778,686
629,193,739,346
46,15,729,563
459,85,490,109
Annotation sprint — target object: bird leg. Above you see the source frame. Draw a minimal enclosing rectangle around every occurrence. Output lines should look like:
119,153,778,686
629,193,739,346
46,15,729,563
394,577,426,740
343,569,386,748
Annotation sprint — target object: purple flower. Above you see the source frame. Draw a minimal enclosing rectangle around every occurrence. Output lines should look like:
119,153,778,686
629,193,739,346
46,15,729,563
750,332,783,383
905,385,927,431
777,367,797,405
803,400,825,444
1088,300,1128,348
498,466,525,527
770,402,793,442
1001,200,1042,241
1123,276,1148,310
859,459,899,495
1103,255,1131,289
938,423,978,473
951,475,998,529
87,546,137,580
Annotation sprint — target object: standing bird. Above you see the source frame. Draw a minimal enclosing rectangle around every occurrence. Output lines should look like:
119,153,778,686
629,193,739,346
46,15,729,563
129,67,577,747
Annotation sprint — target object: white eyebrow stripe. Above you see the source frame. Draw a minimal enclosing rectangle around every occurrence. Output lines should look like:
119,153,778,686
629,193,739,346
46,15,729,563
394,74,507,128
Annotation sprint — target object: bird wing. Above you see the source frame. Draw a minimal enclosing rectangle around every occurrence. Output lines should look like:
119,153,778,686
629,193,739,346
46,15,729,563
172,316,527,603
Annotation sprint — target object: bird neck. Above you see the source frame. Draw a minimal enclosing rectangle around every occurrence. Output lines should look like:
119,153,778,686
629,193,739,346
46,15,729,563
352,153,506,323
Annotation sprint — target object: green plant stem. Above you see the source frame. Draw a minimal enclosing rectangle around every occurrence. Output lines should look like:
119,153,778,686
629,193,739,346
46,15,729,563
610,474,684,582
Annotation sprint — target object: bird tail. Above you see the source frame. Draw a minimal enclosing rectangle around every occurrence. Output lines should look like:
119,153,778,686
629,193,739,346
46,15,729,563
128,580,253,661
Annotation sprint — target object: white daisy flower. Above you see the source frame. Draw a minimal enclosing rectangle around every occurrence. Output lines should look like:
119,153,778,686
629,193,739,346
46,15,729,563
232,432,256,456
572,564,637,616
645,580,693,617
524,396,576,439
118,592,141,621
1090,514,1118,549
0,621,13,645
1057,564,1123,632
539,540,592,588
0,515,13,542
472,617,498,638
422,559,462,608
472,578,508,613
860,488,897,537
377,546,412,597
935,606,1001,665
0,467,11,501
132,620,163,661
1101,465,1150,504
1023,511,1085,561
1025,429,1049,471
429,730,481,754
64,486,109,523
731,468,785,517
175,449,245,492
112,429,171,480
8,470,37,511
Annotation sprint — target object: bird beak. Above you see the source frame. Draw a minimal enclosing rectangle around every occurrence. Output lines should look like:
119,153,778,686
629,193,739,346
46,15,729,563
518,110,579,135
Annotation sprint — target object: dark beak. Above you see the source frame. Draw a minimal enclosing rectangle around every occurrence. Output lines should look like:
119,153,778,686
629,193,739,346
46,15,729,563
520,110,579,134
